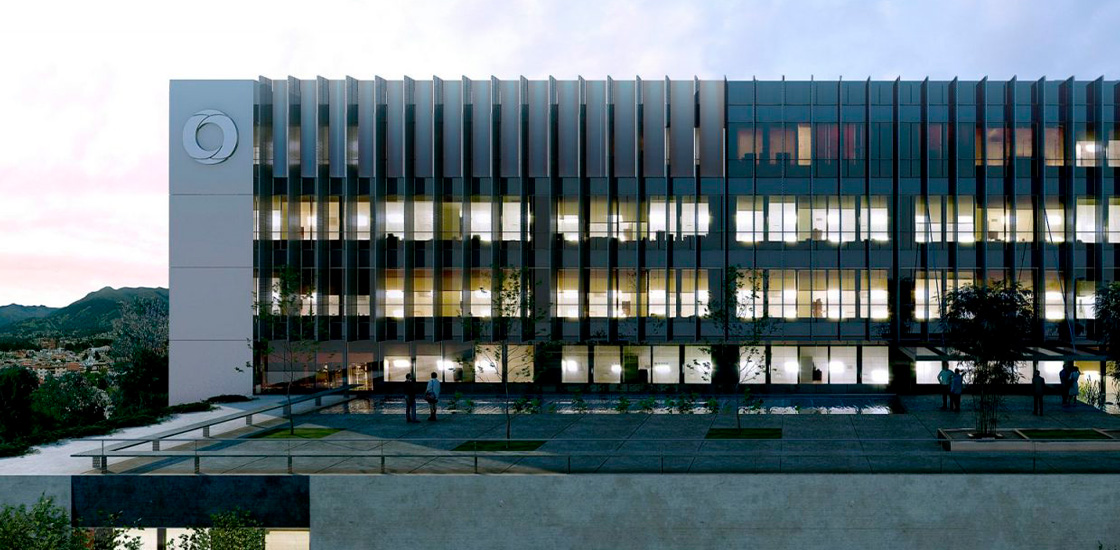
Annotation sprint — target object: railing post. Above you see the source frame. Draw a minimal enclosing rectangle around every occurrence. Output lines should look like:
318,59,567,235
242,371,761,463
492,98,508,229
474,455,479,474
202,426,210,438
567,455,571,474
152,440,159,452
288,455,294,475
380,455,385,474
194,456,200,474
245,414,253,426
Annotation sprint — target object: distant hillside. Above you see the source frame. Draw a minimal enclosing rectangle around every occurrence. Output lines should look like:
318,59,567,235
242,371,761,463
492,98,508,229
0,304,56,329
0,287,168,338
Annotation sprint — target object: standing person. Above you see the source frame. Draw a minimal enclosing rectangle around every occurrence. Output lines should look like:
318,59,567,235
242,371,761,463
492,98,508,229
949,368,964,412
404,373,419,423
425,372,441,421
937,364,953,410
1058,364,1071,406
1067,366,1081,407
1031,368,1045,416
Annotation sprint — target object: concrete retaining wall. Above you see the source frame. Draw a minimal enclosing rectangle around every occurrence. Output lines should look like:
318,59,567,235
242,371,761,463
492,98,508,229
310,474,1120,550
0,475,70,511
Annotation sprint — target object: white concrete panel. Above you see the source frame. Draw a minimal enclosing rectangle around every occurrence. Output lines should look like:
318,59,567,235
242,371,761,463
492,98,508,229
169,267,252,341
169,339,252,404
169,195,253,268
169,80,254,196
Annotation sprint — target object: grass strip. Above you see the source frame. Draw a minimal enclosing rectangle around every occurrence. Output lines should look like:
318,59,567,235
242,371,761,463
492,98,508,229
453,440,546,452
251,428,343,439
705,428,783,440
1019,429,1110,440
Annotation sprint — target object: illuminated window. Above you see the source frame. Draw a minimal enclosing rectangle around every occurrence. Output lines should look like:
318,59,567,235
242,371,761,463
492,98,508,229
647,196,671,240
558,197,580,242
1044,125,1065,167
594,346,622,384
1108,198,1120,243
735,270,765,319
861,196,890,242
1109,139,1120,168
412,269,434,317
299,197,316,240
679,270,708,318
589,269,609,318
1044,198,1065,244
767,269,798,320
860,270,889,320
437,201,459,241
1014,198,1033,243
354,196,370,240
1076,281,1096,320
863,347,890,384
770,346,799,384
556,270,580,319
384,269,405,319
614,269,637,318
808,196,858,243
468,200,493,241
651,346,681,384
679,197,711,238
796,123,812,166
1045,272,1064,321
469,269,490,318
683,346,712,384
767,198,797,243
735,196,765,243
645,270,669,317
1015,125,1033,158
1076,140,1099,168
985,199,1010,242
616,197,638,242
589,196,609,239
385,197,405,239
983,127,1007,166
1075,199,1098,243
945,196,976,244
915,196,942,243
269,196,287,240
739,346,765,384
561,346,588,383
915,272,973,320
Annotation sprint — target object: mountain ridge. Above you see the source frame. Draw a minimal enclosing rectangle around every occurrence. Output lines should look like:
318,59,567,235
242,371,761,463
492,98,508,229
0,287,168,337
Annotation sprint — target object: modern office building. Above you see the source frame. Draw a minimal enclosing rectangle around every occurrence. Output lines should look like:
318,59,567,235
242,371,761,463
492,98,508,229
169,76,1119,404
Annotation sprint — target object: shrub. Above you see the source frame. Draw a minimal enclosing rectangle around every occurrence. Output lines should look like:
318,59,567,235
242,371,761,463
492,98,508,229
614,396,631,414
0,366,38,440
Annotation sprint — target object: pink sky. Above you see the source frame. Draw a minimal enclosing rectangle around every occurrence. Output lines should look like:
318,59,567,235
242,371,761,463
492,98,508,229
1,0,1116,307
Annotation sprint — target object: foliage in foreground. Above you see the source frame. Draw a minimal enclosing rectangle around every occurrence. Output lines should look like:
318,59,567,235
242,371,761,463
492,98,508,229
0,496,140,550
170,509,266,550
941,281,1035,436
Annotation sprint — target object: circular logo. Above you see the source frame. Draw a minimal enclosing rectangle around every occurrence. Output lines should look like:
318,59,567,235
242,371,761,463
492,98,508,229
182,109,238,165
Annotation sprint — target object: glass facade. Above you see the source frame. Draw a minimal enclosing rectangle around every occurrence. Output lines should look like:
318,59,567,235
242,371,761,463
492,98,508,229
249,77,1118,392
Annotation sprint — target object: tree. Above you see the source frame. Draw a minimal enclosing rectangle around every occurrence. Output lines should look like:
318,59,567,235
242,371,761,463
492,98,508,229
0,496,140,550
250,266,320,435
31,372,110,431
698,266,775,428
110,298,170,414
942,281,1035,437
0,366,39,442
462,267,548,444
170,509,265,550
1094,282,1120,390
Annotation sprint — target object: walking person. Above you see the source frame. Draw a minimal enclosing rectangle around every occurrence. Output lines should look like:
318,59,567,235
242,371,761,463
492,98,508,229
404,373,419,423
1031,368,1045,416
937,364,953,410
1067,366,1081,407
949,368,964,412
425,371,441,421
1058,363,1071,406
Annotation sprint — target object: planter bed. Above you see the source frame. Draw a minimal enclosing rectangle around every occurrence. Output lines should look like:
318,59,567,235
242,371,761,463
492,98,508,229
938,428,1120,452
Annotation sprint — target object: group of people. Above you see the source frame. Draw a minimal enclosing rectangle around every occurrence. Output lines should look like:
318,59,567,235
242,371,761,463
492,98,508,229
938,363,1084,416
936,366,966,412
403,372,442,423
